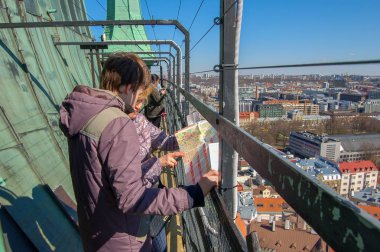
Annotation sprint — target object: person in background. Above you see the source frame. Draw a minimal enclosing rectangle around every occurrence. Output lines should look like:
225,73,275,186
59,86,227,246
59,52,219,252
145,74,166,128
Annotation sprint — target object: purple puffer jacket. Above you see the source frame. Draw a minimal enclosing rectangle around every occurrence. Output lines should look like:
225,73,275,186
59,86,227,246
134,113,179,186
59,86,204,252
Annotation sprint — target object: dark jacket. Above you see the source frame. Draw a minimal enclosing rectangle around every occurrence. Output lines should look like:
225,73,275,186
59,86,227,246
59,85,204,251
145,87,165,119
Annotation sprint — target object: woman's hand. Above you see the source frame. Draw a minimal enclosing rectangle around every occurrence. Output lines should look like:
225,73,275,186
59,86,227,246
198,170,219,196
159,151,185,168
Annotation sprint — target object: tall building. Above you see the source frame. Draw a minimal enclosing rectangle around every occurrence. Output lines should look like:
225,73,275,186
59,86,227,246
239,99,254,112
338,160,378,197
340,93,366,103
364,99,380,113
289,132,341,161
257,104,285,118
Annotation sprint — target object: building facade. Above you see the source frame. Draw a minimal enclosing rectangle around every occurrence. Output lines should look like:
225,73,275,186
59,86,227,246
289,132,341,161
338,160,379,197
257,104,285,118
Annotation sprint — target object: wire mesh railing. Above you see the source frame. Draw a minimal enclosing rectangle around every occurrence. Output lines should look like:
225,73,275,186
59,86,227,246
164,83,249,252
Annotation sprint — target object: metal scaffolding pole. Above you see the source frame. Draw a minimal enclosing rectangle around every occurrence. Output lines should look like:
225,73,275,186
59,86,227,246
90,51,177,85
1,19,190,117
219,0,243,219
54,40,184,112
141,57,171,81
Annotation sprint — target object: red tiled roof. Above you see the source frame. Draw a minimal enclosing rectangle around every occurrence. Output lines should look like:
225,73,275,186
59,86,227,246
359,205,380,221
249,220,321,252
338,160,378,173
235,213,247,237
254,197,285,213
239,160,250,167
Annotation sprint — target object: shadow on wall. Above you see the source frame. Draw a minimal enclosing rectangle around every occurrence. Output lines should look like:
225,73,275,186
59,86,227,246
0,185,82,251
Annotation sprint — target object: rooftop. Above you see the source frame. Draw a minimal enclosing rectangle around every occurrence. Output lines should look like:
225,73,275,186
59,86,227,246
291,131,340,144
296,157,341,178
331,134,380,152
254,197,285,213
358,205,380,221
249,221,322,252
352,187,380,205
338,160,378,173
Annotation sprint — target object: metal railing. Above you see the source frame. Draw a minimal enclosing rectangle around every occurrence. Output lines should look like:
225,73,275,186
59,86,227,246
163,81,380,252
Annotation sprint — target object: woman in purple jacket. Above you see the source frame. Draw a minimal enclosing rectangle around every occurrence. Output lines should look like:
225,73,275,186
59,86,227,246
59,53,218,251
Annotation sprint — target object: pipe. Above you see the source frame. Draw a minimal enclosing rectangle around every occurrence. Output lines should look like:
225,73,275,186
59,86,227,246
54,40,183,108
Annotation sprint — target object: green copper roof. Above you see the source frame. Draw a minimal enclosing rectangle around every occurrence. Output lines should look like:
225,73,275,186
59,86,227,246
105,0,152,53
0,0,94,250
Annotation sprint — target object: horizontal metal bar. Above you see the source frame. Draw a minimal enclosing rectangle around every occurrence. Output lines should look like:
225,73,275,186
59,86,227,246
0,20,188,35
54,40,180,47
80,45,108,50
226,59,380,71
172,83,380,252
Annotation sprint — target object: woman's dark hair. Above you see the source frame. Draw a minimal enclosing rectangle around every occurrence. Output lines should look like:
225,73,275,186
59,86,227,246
100,52,150,92
151,73,160,84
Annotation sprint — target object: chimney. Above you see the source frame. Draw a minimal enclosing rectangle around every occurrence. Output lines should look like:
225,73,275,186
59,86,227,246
272,220,276,232
285,219,290,230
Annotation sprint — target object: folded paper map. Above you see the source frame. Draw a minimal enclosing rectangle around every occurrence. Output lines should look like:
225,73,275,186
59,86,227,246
175,120,219,185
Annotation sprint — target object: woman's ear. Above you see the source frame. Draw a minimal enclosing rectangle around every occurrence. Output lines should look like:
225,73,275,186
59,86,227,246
118,84,132,94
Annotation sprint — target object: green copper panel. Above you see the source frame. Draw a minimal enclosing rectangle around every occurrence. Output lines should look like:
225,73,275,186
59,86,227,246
105,0,152,53
0,0,98,250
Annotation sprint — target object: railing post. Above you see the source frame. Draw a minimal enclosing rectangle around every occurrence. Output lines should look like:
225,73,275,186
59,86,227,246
219,0,242,219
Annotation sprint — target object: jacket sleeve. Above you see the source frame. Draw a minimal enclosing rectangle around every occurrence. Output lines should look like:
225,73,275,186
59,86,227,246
98,117,204,215
142,116,179,151
141,157,161,186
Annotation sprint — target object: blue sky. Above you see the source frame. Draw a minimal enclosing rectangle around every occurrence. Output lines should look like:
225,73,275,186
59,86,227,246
84,0,380,75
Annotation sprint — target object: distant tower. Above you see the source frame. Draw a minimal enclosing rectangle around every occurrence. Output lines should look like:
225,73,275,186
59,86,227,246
100,33,106,41
104,0,150,52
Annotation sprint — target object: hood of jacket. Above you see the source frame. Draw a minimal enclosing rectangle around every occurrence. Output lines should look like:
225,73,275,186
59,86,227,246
59,85,125,138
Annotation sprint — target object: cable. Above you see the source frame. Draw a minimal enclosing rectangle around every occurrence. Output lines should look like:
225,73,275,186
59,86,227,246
172,0,182,40
144,0,160,54
224,59,380,71
189,0,237,53
180,0,206,48
190,23,215,52
188,0,206,32
189,59,380,75
95,0,107,12
189,69,216,75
